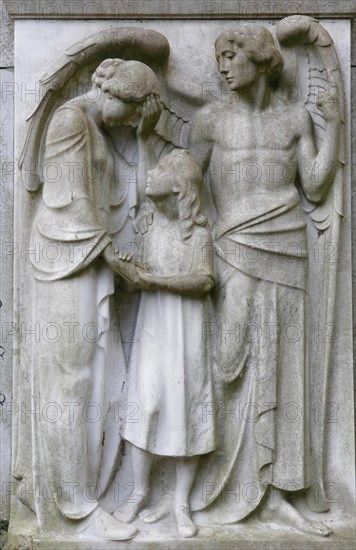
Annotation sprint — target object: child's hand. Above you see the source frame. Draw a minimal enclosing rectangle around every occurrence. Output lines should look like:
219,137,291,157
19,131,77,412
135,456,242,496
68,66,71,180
103,245,139,284
118,251,133,262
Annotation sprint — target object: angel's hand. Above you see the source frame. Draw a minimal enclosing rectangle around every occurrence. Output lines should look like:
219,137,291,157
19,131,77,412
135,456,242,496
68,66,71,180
137,94,162,139
133,202,154,235
317,87,339,122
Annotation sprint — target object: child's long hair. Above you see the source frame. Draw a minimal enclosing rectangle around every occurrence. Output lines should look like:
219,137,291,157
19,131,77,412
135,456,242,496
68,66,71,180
166,149,207,240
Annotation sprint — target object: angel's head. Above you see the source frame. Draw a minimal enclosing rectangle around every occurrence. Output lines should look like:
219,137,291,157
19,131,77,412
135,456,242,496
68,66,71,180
145,149,207,240
92,59,160,127
215,25,284,90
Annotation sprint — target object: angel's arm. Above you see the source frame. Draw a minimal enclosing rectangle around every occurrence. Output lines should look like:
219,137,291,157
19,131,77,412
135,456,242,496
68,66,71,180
296,95,340,204
164,69,205,105
188,105,214,171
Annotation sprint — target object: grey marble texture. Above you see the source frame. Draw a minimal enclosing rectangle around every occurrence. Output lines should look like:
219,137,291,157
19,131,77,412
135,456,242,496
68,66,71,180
2,0,356,18
0,2,355,548
0,67,13,524
0,0,13,67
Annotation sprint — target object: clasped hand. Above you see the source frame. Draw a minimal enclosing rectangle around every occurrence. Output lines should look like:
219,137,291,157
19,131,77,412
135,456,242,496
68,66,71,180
103,244,158,291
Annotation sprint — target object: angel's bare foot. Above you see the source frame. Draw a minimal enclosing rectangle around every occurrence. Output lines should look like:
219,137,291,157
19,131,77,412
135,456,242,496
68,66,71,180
113,492,148,523
139,493,172,524
16,477,36,512
173,502,197,538
259,489,332,537
306,484,330,513
79,507,137,540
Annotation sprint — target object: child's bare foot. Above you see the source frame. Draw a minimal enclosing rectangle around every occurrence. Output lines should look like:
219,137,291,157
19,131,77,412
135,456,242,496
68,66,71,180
139,493,172,523
113,491,148,523
173,502,197,538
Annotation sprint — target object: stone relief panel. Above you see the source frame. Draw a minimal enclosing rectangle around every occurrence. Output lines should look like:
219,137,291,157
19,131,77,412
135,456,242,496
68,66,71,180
6,15,354,547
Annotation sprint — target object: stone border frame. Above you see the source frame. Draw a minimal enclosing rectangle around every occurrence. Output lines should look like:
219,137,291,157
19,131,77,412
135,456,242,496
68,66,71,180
0,0,355,528
2,0,356,19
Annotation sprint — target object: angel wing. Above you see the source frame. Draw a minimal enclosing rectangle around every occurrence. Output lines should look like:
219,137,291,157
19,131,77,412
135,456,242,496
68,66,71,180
148,67,208,162
20,26,199,248
20,27,170,192
276,16,345,513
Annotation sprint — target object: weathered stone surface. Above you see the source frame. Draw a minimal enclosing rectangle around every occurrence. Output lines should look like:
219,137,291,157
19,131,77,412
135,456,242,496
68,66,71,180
0,0,14,67
2,0,356,19
0,68,14,523
8,514,356,550
352,17,355,67
352,66,356,361
1,6,355,548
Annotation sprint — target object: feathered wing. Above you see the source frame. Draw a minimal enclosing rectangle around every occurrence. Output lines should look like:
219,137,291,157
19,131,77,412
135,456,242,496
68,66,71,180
20,26,201,194
20,26,196,242
152,101,191,155
149,67,207,160
20,27,170,193
276,16,345,512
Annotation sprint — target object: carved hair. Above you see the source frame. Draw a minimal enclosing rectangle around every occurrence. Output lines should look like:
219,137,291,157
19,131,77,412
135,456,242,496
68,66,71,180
215,25,284,84
92,58,160,102
164,149,207,241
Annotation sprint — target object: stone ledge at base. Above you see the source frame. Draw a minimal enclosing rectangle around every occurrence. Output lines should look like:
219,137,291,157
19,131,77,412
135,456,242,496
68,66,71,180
8,515,356,550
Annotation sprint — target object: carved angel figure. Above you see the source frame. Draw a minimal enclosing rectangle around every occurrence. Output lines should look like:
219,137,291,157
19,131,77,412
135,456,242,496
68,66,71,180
187,22,342,536
136,18,344,537
19,57,162,541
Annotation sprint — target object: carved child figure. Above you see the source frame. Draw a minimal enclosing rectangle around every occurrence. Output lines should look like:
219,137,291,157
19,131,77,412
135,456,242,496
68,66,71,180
114,149,216,538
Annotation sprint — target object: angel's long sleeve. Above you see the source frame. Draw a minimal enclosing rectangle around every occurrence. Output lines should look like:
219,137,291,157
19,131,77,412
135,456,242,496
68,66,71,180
31,104,111,281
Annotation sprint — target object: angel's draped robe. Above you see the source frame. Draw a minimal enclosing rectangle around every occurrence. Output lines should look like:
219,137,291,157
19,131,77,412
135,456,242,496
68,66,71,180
191,188,311,522
27,101,132,527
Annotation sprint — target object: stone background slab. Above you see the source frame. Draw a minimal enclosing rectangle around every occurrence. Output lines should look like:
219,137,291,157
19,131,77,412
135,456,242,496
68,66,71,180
0,0,355,535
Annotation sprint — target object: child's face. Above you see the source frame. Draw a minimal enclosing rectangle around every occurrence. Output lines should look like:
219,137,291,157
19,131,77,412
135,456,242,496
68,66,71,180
145,158,176,199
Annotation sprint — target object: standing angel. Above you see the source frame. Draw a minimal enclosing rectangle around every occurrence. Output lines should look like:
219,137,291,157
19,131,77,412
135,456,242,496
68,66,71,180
187,21,343,536
33,57,162,540
17,56,162,540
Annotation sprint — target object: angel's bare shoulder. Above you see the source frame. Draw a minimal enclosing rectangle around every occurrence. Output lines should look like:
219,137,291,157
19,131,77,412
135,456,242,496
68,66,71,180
191,101,224,128
283,102,312,123
274,102,314,140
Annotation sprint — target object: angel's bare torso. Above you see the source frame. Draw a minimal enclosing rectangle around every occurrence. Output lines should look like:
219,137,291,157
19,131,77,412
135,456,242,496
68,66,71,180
190,99,313,220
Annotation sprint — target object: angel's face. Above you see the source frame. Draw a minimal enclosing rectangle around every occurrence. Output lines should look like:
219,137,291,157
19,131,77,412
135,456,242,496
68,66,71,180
215,37,260,91
102,92,143,128
145,158,175,199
